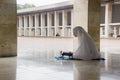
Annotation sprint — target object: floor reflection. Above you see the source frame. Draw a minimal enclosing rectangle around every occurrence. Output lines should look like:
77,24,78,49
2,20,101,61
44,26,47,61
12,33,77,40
0,57,17,80
0,48,120,80
1,43,120,80
16,48,120,80
17,50,73,80
0,49,119,80
73,61,100,80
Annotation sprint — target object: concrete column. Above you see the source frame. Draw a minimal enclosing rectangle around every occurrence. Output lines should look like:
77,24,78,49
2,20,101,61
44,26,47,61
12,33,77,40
54,11,58,36
100,27,103,37
113,26,117,38
17,17,19,27
105,2,112,38
19,16,22,27
47,12,50,36
17,17,19,36
35,14,39,27
19,16,22,36
119,27,120,35
0,0,17,56
68,28,71,37
24,16,27,36
41,13,44,36
72,0,100,49
71,9,74,37
62,10,66,37
18,17,20,36
35,14,39,36
29,15,32,36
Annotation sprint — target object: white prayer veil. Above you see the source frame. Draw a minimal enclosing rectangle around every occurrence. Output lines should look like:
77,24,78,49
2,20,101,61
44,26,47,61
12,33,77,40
73,26,100,60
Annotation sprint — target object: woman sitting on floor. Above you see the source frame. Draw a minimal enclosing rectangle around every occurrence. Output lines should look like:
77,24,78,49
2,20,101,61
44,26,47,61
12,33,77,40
73,26,101,60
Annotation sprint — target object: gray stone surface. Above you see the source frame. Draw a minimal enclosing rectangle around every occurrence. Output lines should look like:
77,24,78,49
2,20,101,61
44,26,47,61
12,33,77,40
0,57,16,80
0,39,120,80
73,0,100,49
0,0,17,56
88,0,100,49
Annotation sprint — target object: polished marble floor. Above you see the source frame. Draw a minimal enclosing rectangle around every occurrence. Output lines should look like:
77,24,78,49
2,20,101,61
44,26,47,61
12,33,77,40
0,39,120,80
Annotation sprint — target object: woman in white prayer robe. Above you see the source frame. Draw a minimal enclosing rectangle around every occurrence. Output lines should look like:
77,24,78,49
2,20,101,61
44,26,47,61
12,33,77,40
73,26,101,60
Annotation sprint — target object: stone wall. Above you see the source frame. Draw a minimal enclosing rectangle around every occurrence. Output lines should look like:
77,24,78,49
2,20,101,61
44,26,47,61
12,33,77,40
0,0,17,57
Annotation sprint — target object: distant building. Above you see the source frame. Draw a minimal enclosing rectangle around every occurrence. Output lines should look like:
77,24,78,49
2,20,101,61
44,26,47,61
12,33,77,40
17,1,73,37
17,0,120,38
101,0,120,38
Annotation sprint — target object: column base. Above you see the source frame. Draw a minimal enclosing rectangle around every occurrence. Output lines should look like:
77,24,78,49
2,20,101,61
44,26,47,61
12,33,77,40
113,35,117,38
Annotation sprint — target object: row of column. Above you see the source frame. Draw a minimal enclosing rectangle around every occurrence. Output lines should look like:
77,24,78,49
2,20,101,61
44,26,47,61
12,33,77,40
100,26,120,38
17,9,73,37
103,2,118,38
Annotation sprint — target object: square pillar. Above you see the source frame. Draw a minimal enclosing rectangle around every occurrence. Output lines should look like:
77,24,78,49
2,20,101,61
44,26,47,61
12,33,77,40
29,15,32,36
73,0,100,49
41,13,44,36
71,9,74,37
35,14,39,36
18,16,22,36
62,10,66,37
54,11,58,36
19,16,22,27
119,27,120,35
47,12,50,36
105,2,112,38
100,27,103,38
24,16,27,36
0,0,17,56
113,26,117,38
35,14,39,27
